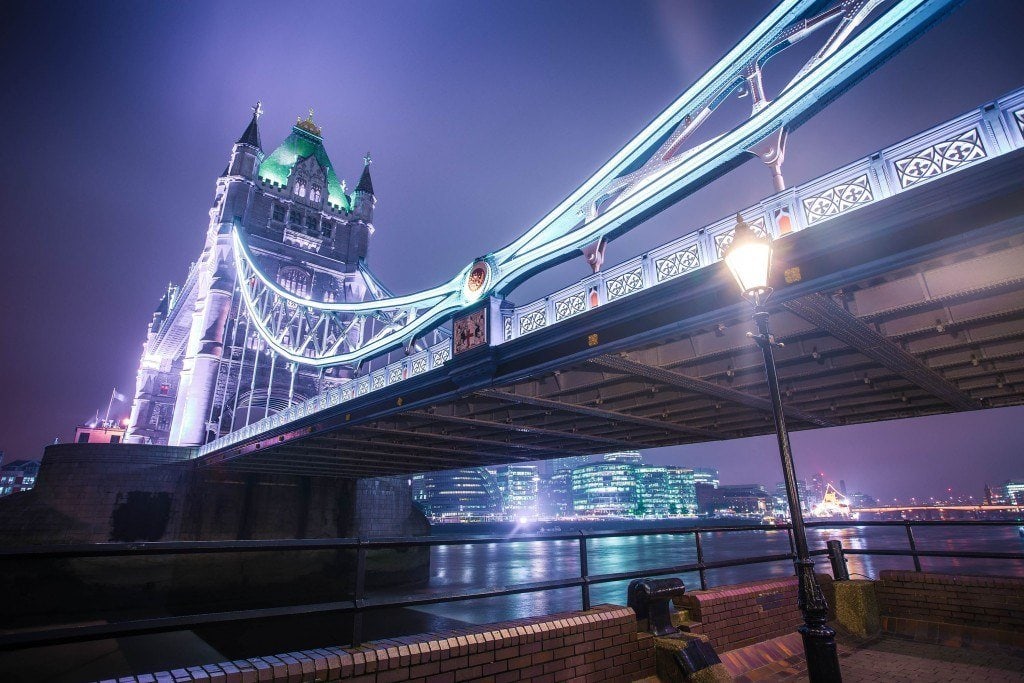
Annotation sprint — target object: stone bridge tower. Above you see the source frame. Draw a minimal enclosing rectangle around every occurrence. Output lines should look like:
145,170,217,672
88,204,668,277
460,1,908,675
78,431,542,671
127,105,381,446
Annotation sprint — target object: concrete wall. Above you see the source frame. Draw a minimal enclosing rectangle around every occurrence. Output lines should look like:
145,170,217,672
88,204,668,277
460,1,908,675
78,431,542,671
107,604,656,683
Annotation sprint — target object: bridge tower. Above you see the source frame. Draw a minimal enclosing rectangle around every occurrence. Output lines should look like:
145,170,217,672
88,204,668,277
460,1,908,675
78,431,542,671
127,105,384,446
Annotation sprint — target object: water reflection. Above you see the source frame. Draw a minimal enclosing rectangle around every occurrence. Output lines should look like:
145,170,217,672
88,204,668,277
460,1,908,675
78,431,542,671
407,525,1023,625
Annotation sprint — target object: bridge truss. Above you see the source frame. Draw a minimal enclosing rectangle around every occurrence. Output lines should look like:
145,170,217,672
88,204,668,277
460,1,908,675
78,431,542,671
196,0,1024,466
230,0,962,368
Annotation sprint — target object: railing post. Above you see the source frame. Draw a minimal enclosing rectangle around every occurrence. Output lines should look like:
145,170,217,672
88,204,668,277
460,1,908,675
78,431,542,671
826,540,849,581
578,531,591,611
904,522,923,572
694,530,708,591
351,539,367,647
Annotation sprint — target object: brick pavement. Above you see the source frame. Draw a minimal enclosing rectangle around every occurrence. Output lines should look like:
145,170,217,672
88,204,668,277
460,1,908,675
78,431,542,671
732,632,1024,682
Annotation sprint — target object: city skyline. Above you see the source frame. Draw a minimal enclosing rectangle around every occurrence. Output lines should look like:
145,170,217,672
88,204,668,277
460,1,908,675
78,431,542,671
1,1,1024,501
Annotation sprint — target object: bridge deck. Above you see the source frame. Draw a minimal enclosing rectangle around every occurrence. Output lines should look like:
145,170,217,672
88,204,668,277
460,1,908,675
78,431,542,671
197,144,1024,477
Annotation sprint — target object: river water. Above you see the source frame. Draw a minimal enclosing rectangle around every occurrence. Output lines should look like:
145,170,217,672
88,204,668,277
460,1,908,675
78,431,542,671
392,522,1024,625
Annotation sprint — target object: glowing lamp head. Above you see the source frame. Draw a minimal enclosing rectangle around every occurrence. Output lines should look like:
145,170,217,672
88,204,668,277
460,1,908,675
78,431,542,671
723,213,772,303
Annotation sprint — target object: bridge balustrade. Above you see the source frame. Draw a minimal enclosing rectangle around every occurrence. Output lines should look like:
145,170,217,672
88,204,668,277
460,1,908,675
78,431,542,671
196,86,1024,457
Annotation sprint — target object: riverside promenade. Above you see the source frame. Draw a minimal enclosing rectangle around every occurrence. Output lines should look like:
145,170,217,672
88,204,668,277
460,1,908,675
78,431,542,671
63,569,1024,683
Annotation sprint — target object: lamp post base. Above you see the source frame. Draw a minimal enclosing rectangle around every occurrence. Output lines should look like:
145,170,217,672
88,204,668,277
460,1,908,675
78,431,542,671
796,559,841,682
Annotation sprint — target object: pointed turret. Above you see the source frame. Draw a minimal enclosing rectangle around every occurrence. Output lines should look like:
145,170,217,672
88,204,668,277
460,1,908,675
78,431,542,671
236,102,263,149
227,101,265,179
353,152,376,222
356,153,374,195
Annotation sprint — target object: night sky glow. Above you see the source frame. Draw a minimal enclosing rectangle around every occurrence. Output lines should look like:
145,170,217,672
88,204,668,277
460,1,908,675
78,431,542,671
1,1,1022,500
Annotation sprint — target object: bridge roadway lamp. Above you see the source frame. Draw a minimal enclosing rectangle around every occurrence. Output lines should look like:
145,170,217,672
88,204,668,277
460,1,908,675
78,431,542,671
722,214,842,682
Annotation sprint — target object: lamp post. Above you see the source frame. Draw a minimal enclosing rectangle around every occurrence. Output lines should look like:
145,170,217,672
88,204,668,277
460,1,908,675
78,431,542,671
722,214,841,682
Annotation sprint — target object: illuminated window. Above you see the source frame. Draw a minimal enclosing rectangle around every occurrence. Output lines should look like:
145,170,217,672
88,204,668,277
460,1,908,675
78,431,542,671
295,180,307,198
310,186,322,203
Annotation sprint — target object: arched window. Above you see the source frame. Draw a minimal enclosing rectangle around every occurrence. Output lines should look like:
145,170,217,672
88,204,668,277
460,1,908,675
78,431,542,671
278,266,311,298
295,180,307,198
310,186,322,203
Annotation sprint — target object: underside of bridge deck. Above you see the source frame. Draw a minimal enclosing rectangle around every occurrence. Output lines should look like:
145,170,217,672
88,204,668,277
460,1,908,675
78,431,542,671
199,148,1024,477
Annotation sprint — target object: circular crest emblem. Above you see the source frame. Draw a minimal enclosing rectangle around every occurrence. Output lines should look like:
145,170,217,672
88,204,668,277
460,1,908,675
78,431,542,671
462,259,492,302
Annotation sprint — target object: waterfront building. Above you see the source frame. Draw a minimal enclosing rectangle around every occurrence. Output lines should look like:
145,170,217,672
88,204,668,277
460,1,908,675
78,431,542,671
774,480,810,512
124,107,383,446
572,462,638,516
538,469,573,518
849,492,878,508
0,460,40,497
410,469,501,521
635,465,673,517
1004,480,1024,505
698,484,769,516
497,465,540,519
692,467,720,489
809,471,828,507
666,466,697,515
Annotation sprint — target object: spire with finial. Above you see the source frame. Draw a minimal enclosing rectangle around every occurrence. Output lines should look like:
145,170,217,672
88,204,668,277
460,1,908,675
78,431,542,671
295,107,322,137
236,100,263,149
356,151,374,195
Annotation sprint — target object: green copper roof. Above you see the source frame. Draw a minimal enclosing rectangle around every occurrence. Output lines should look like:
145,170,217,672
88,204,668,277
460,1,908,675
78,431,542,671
258,126,352,212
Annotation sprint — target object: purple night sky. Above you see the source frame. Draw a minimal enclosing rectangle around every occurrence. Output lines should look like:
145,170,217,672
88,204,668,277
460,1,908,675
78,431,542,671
0,1,1022,500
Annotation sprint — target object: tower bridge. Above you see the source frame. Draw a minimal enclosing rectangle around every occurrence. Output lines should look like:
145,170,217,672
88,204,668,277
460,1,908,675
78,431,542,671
197,85,1024,477
125,0,1024,478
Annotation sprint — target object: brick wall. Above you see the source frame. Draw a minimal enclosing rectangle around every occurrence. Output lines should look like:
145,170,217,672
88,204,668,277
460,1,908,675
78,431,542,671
876,570,1024,632
110,604,656,683
675,576,829,651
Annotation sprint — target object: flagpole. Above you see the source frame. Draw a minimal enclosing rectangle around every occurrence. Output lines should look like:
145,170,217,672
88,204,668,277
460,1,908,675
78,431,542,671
104,388,116,425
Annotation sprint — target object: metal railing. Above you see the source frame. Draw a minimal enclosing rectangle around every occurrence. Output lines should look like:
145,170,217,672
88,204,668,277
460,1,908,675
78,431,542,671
1,520,1021,651
809,519,1024,577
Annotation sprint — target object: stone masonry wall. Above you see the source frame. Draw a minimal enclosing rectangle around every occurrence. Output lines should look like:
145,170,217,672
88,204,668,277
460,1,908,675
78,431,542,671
108,604,655,683
875,570,1024,633
0,443,428,545
0,444,431,627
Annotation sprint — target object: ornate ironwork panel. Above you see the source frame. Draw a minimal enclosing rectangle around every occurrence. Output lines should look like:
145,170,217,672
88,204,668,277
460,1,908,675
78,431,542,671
554,291,587,321
654,245,701,282
503,315,513,342
388,365,404,384
893,128,986,189
1016,109,1024,136
432,345,452,367
605,266,644,301
801,174,873,225
412,356,428,375
519,309,547,335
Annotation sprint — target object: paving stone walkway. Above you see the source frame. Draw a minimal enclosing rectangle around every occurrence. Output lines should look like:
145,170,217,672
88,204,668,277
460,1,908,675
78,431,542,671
732,632,1024,682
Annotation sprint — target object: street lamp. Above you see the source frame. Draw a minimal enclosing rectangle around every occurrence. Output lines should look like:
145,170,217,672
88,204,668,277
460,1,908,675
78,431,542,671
723,213,842,682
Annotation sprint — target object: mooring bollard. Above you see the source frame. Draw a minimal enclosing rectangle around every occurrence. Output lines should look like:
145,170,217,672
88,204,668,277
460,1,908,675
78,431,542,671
627,577,686,636
827,539,850,581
